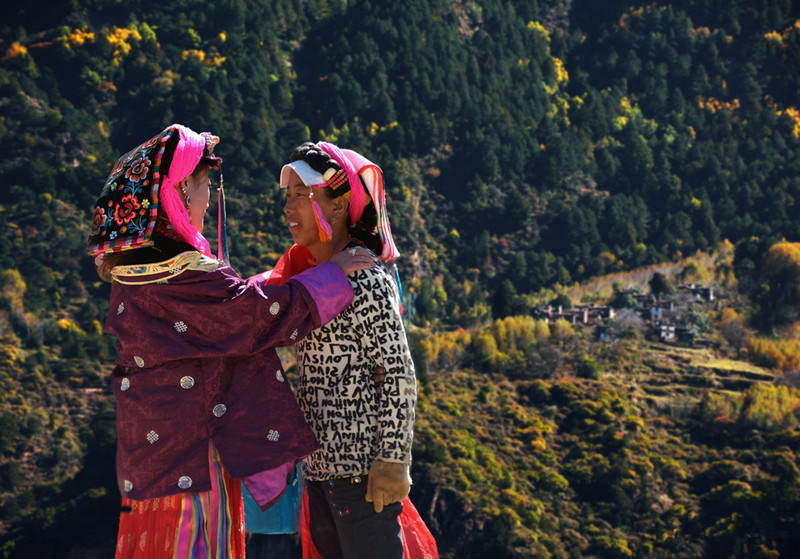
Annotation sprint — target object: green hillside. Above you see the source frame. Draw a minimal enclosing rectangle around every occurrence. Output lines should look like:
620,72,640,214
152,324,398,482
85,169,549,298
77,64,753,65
1,0,800,557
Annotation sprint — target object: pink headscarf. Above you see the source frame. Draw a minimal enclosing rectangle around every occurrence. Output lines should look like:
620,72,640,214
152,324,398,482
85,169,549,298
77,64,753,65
159,125,213,257
316,141,368,226
338,148,400,263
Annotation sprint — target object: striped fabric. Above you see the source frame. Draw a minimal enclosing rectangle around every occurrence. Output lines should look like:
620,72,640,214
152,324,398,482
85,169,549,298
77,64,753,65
115,442,245,558
362,162,400,263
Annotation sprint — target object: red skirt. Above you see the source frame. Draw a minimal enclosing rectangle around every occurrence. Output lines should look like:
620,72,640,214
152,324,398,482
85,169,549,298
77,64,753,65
115,443,245,558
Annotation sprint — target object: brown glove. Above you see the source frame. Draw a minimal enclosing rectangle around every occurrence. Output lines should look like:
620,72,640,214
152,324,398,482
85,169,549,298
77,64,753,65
365,460,411,513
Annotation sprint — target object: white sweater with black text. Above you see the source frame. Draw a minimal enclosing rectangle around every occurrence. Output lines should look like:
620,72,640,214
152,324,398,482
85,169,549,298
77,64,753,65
295,259,416,481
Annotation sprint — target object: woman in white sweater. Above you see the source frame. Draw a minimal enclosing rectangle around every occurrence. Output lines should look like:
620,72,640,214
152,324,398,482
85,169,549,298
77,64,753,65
268,141,417,559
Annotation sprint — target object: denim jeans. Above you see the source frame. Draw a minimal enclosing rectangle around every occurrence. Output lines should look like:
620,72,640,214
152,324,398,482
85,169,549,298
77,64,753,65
306,474,403,559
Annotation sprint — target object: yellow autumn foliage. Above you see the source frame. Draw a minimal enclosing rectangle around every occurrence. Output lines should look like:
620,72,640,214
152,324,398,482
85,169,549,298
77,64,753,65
5,42,27,59
748,337,800,371
57,318,83,334
553,57,568,84
526,21,550,41
0,270,26,315
777,106,800,139
697,97,741,113
182,49,227,66
68,27,95,46
719,307,740,322
106,26,142,65
763,242,800,278
739,384,800,429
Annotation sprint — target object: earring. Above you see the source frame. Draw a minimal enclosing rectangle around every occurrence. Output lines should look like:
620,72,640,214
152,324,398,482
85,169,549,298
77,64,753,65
181,186,192,208
181,186,192,217
331,218,337,225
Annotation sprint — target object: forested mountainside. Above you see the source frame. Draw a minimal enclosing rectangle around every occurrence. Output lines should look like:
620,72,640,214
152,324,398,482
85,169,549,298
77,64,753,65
2,0,800,557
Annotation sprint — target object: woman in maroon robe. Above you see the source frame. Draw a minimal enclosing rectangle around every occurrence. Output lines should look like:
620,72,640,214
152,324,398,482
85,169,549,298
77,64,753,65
87,124,373,558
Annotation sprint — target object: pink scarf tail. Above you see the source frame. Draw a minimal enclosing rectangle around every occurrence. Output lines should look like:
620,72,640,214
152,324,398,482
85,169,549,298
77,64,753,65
160,125,213,257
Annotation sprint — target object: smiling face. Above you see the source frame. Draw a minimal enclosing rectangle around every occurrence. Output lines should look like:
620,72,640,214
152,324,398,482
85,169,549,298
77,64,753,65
283,170,328,249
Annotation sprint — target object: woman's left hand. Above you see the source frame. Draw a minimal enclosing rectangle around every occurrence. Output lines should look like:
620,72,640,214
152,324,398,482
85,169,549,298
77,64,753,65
330,246,373,275
365,460,411,513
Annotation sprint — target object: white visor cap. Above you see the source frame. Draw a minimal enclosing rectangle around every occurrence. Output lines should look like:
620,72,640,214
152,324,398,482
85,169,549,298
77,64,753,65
279,160,326,189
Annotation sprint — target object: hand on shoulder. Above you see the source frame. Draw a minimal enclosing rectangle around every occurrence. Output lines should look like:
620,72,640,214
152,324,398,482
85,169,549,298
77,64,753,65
330,246,375,276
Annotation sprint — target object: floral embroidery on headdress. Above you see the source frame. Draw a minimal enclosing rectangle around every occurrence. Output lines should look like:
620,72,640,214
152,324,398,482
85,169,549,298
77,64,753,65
87,128,176,255
88,124,220,257
125,153,151,183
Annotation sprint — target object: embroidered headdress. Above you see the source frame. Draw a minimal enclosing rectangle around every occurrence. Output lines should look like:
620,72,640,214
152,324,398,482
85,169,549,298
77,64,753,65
87,124,222,258
279,142,399,263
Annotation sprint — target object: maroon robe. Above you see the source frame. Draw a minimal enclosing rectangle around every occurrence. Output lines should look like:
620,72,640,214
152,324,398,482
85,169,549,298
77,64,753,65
104,254,353,507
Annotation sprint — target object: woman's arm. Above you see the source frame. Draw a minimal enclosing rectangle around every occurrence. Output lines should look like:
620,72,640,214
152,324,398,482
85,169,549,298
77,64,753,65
350,265,417,465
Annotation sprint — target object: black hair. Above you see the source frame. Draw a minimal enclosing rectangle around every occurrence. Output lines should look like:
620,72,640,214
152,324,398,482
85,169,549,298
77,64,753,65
290,142,382,255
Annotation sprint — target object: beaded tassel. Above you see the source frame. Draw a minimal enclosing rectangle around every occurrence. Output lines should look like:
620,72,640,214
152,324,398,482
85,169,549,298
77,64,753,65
217,170,230,264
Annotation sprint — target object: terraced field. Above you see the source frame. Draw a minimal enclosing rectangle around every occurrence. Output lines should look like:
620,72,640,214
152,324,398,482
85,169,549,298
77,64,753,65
605,342,776,415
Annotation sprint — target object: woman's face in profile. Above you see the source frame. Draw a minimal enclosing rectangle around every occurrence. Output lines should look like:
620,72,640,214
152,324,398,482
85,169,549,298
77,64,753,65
185,169,211,233
283,171,327,248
